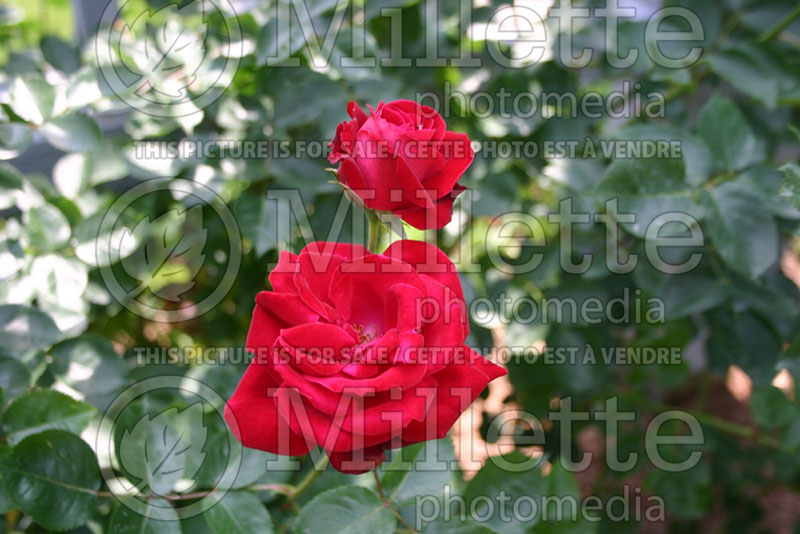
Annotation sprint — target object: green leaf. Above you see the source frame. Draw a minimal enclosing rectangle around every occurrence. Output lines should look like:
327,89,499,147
750,385,795,429
706,308,781,383
41,36,81,74
464,453,549,534
23,204,71,251
2,390,95,445
610,125,712,186
596,155,687,196
0,305,61,356
701,180,778,279
204,491,275,534
0,430,100,531
696,95,765,172
9,77,55,124
655,273,729,320
644,460,710,519
379,438,455,509
0,356,31,401
294,485,396,534
593,156,702,238
532,463,598,533
107,498,181,534
707,48,779,109
40,113,102,152
50,335,128,408
0,239,24,281
738,166,800,219
30,254,89,314
234,193,277,257
0,122,33,158
0,444,14,514
0,162,24,210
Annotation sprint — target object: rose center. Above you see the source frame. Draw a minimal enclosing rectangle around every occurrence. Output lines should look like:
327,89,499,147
353,324,379,344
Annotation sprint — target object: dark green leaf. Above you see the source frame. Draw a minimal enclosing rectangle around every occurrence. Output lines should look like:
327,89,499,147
107,498,181,534
701,180,778,278
0,430,100,530
696,95,765,172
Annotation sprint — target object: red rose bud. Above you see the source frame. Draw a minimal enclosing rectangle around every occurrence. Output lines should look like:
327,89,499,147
224,240,505,474
328,100,474,230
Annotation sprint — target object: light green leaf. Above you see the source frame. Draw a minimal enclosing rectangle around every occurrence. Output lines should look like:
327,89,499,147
23,204,71,251
0,122,33,159
41,113,102,153
2,390,96,445
50,335,128,408
0,304,61,357
9,77,55,124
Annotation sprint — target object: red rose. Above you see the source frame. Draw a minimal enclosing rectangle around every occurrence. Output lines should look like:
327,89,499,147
224,240,505,473
328,100,474,230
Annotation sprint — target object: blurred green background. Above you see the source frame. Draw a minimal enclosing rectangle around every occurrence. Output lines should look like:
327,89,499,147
1,0,800,532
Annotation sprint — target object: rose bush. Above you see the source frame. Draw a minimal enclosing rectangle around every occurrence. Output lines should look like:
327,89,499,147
224,240,505,473
328,100,474,229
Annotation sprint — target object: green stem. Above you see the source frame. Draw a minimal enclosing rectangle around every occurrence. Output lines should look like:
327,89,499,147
292,453,330,500
373,470,418,533
645,399,782,450
760,3,800,42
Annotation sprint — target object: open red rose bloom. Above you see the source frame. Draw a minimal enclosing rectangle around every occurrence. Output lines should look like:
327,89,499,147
328,100,474,230
224,240,505,473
